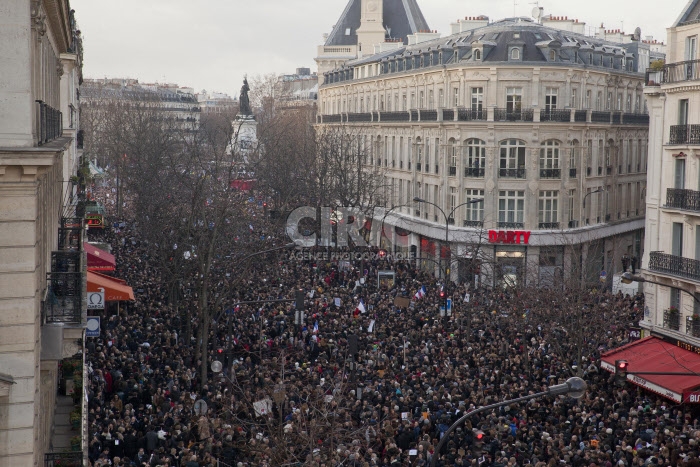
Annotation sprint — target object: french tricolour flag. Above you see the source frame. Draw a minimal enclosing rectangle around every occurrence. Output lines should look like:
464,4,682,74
313,321,319,333
414,286,426,300
355,299,366,314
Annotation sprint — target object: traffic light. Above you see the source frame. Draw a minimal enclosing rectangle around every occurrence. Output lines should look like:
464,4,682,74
615,359,628,385
295,289,305,310
217,348,224,354
474,429,485,454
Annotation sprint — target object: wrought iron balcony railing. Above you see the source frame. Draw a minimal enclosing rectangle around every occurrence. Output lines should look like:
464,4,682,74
449,166,457,176
669,124,700,145
649,251,700,282
44,452,83,467
591,111,612,123
347,112,372,122
654,59,700,84
380,111,410,122
442,109,454,121
457,109,486,121
687,316,700,338
540,109,570,122
540,168,561,179
464,167,485,177
664,309,681,331
421,110,438,121
568,220,579,228
43,274,83,324
574,110,588,122
569,168,577,177
494,108,534,122
499,168,526,178
539,222,560,229
35,100,63,145
497,221,524,229
463,220,484,228
666,188,700,211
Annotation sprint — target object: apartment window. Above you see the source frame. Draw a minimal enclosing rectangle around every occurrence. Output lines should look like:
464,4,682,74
539,190,559,226
569,189,576,223
438,89,444,108
498,190,525,224
617,94,622,111
380,95,385,111
465,189,485,223
402,94,407,111
500,139,526,175
450,187,457,215
570,88,578,108
596,91,603,111
464,138,486,174
607,92,612,110
675,158,686,189
570,139,580,169
410,92,415,109
585,90,591,109
506,88,523,113
416,137,422,170
471,87,484,112
429,90,434,109
434,137,440,174
635,95,641,113
686,35,698,61
673,222,684,257
453,88,459,107
449,139,458,175
540,140,560,177
679,99,689,125
511,48,521,60
626,94,632,112
419,91,425,109
474,49,481,60
549,49,556,61
545,87,558,111
424,139,430,172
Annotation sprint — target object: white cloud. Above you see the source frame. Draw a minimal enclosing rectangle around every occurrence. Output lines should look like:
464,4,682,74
71,0,683,96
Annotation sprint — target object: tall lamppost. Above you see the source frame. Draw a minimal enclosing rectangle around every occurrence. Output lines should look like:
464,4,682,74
413,197,484,279
582,187,605,226
430,377,587,467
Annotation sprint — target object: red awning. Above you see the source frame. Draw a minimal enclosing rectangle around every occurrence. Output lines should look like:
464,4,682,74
601,336,700,403
84,242,116,271
87,271,135,301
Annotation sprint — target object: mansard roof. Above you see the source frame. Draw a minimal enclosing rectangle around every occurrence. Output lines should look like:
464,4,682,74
325,0,430,47
674,0,700,27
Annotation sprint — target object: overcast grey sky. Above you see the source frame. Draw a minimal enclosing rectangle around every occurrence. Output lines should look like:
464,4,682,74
70,0,685,97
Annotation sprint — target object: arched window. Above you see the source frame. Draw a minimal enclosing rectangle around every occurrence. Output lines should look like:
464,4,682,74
549,50,556,61
474,49,481,60
499,139,526,178
540,140,561,179
438,52,443,64
464,138,486,177
511,48,521,60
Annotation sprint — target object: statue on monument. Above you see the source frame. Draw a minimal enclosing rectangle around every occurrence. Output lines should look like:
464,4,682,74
239,77,252,116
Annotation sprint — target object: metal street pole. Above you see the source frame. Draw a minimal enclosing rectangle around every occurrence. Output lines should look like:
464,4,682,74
430,377,587,467
621,272,700,305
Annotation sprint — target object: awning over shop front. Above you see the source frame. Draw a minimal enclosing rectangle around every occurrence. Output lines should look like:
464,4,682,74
87,271,134,301
84,242,116,271
601,336,700,403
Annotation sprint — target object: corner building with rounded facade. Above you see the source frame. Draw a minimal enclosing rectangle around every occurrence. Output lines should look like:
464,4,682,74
316,12,656,288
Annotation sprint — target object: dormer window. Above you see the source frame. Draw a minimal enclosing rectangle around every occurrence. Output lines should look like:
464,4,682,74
420,56,424,67
438,52,443,64
474,49,481,60
549,50,556,61
511,48,521,60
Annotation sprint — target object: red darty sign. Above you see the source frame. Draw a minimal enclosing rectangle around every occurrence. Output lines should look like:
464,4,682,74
488,230,531,245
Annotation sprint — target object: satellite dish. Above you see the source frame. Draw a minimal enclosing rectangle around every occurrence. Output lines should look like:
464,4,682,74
211,360,223,373
532,7,541,19
194,399,208,416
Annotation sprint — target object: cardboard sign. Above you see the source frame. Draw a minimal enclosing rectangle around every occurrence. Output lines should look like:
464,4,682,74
394,297,411,308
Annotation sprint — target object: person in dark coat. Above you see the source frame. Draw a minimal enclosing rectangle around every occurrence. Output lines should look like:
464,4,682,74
145,426,158,454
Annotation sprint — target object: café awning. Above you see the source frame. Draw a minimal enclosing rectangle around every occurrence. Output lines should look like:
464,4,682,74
601,336,700,403
84,242,116,271
87,271,134,301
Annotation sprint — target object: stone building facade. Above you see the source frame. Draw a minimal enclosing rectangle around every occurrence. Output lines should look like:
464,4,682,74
316,5,659,287
0,0,85,464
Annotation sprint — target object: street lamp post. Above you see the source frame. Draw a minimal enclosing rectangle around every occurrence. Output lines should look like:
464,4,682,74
430,377,587,467
581,188,605,226
621,272,700,305
413,197,484,279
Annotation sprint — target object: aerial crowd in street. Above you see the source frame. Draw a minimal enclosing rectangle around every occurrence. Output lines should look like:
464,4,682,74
83,179,700,467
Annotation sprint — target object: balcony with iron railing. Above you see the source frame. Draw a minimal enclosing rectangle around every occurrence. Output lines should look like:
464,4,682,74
463,220,484,228
35,100,63,146
649,251,700,282
449,166,457,176
646,59,700,85
494,108,534,122
540,168,561,179
539,222,560,229
540,109,570,122
687,316,700,338
666,188,700,212
44,452,82,467
498,221,524,229
664,308,681,331
457,109,486,121
669,124,700,145
464,167,485,178
499,168,526,178
569,168,577,177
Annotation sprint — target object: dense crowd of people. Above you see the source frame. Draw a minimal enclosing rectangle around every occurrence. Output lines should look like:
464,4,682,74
83,181,700,467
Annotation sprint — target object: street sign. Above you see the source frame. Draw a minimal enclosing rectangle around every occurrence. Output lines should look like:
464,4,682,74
87,291,104,310
86,316,100,337
599,270,607,283
446,298,452,316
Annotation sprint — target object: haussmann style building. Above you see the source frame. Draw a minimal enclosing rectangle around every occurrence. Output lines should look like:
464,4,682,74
316,0,663,288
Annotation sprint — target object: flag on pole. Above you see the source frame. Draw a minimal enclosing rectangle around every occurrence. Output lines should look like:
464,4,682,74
355,299,366,315
414,286,426,300
313,321,319,333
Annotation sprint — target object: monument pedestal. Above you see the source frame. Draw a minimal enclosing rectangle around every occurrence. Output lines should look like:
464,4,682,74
229,114,258,164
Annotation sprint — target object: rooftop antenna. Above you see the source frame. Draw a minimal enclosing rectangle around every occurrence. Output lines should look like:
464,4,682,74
514,0,518,17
